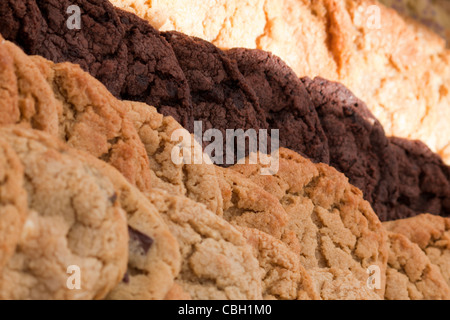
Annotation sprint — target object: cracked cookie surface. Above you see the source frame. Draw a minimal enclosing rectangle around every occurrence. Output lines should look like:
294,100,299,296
146,189,263,300
231,148,389,298
384,214,450,287
126,101,223,216
0,127,129,300
384,232,450,300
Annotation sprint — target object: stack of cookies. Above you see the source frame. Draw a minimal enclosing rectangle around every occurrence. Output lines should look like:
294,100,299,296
0,0,449,300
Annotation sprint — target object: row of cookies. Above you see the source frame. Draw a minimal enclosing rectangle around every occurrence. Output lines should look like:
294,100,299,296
0,35,449,299
109,0,450,164
1,0,449,223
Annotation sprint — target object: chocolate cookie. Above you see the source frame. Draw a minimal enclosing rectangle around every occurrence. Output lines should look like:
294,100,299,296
162,31,269,162
227,48,329,164
232,148,389,298
0,127,129,300
0,137,27,274
146,189,263,300
389,138,450,220
0,0,191,122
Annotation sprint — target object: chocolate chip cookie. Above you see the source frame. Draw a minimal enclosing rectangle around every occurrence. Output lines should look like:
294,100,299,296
0,126,129,300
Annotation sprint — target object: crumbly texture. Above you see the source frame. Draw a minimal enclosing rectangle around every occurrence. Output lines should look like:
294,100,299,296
216,167,288,239
75,156,181,300
162,31,268,160
0,127,129,300
227,49,329,164
384,214,450,287
146,189,263,300
0,137,27,274
111,0,450,164
384,232,450,300
0,0,191,121
126,101,223,216
239,227,318,300
309,267,381,300
231,148,389,298
0,38,152,193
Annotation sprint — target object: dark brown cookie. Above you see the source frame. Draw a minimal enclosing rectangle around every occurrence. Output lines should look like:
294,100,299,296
162,32,269,163
227,48,329,164
389,138,450,220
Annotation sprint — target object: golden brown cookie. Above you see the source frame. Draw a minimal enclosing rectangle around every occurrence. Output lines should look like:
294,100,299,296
146,189,263,300
384,232,450,300
0,39,152,193
126,101,223,216
0,137,27,274
239,227,318,300
384,214,450,287
72,156,181,300
216,167,288,239
0,127,129,300
231,148,389,298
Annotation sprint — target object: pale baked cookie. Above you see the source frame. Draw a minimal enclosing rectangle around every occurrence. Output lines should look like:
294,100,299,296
239,227,318,300
0,39,152,193
384,214,450,287
309,268,381,300
231,148,389,298
146,189,263,300
384,232,450,300
126,101,223,216
0,127,129,300
216,167,288,239
0,137,27,274
112,0,450,163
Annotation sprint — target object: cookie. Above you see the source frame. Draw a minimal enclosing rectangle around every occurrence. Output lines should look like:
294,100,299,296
162,31,268,162
239,227,318,300
72,155,181,300
0,38,152,193
0,0,192,122
389,138,450,220
0,137,27,274
114,0,450,164
146,189,263,300
216,166,288,239
308,267,381,300
227,48,329,164
384,214,450,287
231,148,389,297
126,101,223,216
0,126,129,300
384,232,450,300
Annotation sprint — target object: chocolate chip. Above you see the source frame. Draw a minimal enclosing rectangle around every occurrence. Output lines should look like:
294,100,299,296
122,272,130,284
109,193,118,205
128,226,154,254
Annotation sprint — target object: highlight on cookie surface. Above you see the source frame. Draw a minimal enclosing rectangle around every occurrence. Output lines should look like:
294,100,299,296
0,0,449,302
